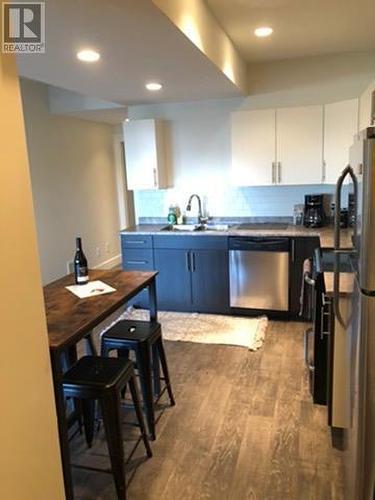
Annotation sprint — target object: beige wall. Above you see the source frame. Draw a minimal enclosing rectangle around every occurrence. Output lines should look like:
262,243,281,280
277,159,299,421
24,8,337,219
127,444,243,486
153,0,247,93
247,51,375,102
0,54,64,499
20,79,121,284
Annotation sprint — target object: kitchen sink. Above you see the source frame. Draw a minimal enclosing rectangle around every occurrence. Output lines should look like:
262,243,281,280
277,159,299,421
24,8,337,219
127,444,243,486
162,224,205,232
161,223,230,232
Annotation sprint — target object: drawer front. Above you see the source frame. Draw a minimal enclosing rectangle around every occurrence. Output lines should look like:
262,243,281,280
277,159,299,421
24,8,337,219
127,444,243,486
122,249,154,270
153,235,228,250
121,234,153,249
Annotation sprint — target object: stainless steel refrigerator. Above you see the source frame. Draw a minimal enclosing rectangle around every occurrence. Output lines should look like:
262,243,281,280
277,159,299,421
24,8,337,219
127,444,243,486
333,126,375,500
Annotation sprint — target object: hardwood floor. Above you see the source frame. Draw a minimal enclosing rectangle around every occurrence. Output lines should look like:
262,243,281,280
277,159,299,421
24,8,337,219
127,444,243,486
72,320,345,500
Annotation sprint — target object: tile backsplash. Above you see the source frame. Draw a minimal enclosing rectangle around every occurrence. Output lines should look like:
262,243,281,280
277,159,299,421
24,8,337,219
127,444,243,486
133,184,346,223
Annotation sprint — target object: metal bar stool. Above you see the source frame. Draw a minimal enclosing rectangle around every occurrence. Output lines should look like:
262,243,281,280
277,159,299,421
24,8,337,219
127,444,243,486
101,320,175,440
62,356,152,500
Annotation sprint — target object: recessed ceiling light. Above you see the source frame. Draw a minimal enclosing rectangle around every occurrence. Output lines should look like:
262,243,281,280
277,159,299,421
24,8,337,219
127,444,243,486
254,27,273,38
76,49,100,62
145,82,163,91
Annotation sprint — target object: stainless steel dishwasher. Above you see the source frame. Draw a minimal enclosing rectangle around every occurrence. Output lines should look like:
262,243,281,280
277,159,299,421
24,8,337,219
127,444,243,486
229,237,290,311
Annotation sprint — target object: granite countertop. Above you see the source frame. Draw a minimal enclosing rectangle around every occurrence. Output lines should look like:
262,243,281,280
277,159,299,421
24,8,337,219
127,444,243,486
120,223,353,249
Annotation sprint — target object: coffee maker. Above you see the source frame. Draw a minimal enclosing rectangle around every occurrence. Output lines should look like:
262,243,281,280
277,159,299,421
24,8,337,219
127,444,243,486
304,194,325,228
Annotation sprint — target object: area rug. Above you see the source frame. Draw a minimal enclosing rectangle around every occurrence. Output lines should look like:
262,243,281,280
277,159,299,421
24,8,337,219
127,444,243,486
109,308,268,351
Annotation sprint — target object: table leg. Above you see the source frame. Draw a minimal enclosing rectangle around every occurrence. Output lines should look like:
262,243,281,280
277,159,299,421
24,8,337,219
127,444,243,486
148,278,161,396
148,279,158,322
50,349,74,500
85,332,98,356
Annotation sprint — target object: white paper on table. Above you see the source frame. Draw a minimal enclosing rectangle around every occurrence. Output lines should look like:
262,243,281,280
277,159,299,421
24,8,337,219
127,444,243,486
65,280,117,299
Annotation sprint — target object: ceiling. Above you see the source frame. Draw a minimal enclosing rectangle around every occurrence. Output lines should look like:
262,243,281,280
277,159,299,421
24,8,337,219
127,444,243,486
17,0,241,105
205,0,375,62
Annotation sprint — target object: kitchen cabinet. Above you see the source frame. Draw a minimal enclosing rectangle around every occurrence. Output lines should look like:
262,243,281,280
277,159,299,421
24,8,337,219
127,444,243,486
359,81,375,130
231,109,276,186
276,105,323,185
190,250,229,313
231,105,323,185
154,247,229,313
121,235,155,308
323,99,359,184
153,235,229,314
153,249,192,311
121,232,320,318
123,119,170,190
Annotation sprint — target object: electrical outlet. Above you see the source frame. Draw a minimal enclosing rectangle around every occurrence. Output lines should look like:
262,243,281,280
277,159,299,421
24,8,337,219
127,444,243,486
66,261,74,274
105,242,110,254
96,247,101,257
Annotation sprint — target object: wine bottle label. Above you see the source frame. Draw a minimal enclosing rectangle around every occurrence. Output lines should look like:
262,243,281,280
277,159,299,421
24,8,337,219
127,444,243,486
77,266,88,283
77,275,89,283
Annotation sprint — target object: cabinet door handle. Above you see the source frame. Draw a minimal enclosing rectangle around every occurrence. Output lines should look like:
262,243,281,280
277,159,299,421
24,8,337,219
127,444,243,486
153,167,157,188
126,260,148,265
126,240,146,245
291,239,295,262
191,252,196,272
322,160,326,183
186,251,191,272
278,162,282,183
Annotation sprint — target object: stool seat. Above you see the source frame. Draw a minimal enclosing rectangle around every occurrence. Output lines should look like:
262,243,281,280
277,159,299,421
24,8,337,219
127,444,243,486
62,356,133,391
101,319,175,440
62,355,152,500
102,320,161,343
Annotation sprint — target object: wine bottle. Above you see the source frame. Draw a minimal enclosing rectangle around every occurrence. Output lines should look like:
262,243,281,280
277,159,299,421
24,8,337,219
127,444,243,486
74,237,89,285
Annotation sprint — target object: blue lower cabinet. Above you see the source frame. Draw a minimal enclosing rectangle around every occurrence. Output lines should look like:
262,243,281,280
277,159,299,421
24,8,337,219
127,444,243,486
122,246,155,308
153,249,192,312
122,249,154,271
191,250,229,313
121,234,230,314
153,247,229,314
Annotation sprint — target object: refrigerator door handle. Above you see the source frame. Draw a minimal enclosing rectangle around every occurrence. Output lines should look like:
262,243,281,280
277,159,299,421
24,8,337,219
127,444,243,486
333,164,358,327
334,164,358,253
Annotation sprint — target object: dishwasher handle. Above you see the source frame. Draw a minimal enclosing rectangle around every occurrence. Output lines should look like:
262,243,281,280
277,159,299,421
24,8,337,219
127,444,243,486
229,237,290,252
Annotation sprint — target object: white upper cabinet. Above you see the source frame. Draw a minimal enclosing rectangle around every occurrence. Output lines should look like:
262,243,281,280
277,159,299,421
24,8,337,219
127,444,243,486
123,119,170,190
231,105,324,186
276,105,324,185
323,99,359,184
231,109,276,186
359,82,375,130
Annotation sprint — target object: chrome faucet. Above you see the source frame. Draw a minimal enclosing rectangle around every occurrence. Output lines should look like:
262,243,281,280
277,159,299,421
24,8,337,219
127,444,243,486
186,194,207,225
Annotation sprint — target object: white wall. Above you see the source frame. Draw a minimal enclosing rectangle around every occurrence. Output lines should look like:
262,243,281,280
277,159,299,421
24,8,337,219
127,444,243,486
21,79,121,284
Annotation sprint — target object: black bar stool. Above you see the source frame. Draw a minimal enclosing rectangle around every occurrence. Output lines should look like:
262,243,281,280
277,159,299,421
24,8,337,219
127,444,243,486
101,320,175,440
62,356,152,500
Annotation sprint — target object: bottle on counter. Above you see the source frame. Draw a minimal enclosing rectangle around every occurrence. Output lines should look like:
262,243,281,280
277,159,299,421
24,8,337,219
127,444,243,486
74,237,89,285
168,204,183,225
167,206,177,225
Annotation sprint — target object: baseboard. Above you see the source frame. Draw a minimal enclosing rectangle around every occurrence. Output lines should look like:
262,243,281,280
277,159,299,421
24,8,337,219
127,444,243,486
94,254,121,270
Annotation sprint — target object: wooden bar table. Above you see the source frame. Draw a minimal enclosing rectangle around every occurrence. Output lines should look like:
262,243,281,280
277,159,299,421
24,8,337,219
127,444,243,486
44,269,158,500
